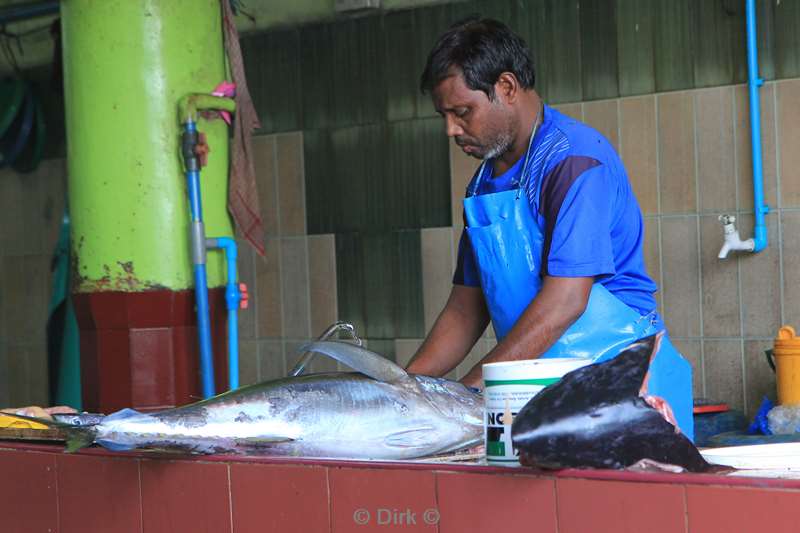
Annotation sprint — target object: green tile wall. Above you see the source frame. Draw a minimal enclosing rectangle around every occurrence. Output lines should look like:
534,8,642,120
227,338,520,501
304,118,448,235
384,10,419,122
756,0,776,81
335,232,366,335
580,0,619,100
299,23,335,130
774,0,800,79
539,0,582,103
241,0,800,235
413,3,455,118
654,0,694,91
242,28,303,134
243,0,800,353
691,0,747,88
335,231,424,340
616,0,655,96
331,16,387,128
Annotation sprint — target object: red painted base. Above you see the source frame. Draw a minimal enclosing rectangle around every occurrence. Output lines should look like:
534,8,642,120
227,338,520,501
72,288,230,412
3,443,800,533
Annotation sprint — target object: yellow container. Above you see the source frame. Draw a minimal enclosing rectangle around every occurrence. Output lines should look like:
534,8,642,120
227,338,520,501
0,414,48,430
774,325,800,405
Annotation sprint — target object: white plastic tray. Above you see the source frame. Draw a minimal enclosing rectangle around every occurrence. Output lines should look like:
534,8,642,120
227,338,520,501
701,443,800,470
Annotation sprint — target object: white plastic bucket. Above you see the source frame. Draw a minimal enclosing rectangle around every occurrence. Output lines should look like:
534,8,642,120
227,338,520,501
483,358,592,466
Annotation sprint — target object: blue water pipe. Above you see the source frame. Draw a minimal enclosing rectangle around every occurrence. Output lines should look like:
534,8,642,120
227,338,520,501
182,119,217,398
746,0,769,252
207,236,241,391
181,116,244,398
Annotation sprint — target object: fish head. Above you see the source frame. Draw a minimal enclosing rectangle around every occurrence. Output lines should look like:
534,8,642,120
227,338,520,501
412,375,484,428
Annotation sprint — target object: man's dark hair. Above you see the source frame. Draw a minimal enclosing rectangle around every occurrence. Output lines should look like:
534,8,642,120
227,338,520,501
420,17,535,99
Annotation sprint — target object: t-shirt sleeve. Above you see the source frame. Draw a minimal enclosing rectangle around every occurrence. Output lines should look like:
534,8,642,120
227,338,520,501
541,159,616,278
452,228,481,287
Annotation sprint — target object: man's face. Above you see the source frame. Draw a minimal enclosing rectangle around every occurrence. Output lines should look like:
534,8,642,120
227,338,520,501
432,71,515,160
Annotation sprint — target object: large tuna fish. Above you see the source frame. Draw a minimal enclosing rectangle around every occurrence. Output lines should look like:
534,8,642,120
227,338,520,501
511,332,710,472
16,342,483,460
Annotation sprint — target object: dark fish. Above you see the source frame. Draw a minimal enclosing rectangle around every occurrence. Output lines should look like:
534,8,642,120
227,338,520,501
510,332,710,472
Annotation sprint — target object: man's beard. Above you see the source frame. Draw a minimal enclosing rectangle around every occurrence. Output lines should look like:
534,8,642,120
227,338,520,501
480,130,514,159
462,114,515,160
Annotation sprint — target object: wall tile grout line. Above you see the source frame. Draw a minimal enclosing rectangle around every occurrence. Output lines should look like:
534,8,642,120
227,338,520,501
52,455,60,532
332,234,339,329
138,459,144,533
654,94,666,319
732,85,748,414
616,96,623,156
299,132,308,236
227,464,234,533
692,91,707,396
774,82,787,328
272,137,288,373
325,466,333,533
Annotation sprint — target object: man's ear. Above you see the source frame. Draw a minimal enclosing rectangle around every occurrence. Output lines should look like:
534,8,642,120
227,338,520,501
494,72,519,104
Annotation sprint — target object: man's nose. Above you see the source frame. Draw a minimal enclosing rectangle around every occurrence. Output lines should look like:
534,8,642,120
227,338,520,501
445,116,463,137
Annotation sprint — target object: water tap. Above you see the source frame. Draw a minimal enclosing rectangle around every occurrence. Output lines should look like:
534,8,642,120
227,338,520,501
718,214,755,259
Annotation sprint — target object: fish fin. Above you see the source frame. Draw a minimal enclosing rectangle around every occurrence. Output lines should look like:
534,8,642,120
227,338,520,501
638,331,664,396
234,436,295,448
559,333,662,408
103,408,145,422
93,439,135,452
384,427,438,449
298,341,411,384
64,427,98,453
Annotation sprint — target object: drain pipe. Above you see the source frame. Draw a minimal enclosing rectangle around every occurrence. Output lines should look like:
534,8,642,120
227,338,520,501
719,0,769,259
179,94,238,398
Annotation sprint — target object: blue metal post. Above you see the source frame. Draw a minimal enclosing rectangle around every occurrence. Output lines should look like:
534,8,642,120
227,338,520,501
746,0,769,252
184,120,216,398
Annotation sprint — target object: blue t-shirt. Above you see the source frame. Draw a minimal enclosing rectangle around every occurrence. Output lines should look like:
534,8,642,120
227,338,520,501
453,105,658,316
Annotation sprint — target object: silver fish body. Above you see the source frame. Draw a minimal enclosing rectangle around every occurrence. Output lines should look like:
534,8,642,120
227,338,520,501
74,372,483,460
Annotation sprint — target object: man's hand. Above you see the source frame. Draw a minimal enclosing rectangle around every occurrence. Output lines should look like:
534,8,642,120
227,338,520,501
406,285,489,377
1,405,78,420
459,369,483,390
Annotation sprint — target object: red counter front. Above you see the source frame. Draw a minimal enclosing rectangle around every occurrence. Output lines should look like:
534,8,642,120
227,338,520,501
2,442,799,532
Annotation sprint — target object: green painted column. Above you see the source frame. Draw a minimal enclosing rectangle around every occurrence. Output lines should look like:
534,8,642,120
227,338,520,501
62,0,232,292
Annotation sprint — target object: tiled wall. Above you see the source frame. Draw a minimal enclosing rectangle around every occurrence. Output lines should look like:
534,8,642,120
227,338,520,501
547,81,797,418
237,0,800,419
3,0,799,418
0,159,67,407
244,78,800,420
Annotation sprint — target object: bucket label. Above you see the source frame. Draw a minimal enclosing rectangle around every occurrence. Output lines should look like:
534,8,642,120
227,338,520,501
484,381,555,465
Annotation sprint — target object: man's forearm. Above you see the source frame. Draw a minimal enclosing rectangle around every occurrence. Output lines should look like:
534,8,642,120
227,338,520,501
459,276,593,386
406,286,489,377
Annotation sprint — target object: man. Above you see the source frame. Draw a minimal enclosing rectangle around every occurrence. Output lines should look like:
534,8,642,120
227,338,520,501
405,18,694,439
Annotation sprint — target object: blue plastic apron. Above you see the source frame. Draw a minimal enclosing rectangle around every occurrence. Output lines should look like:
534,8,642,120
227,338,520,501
464,118,694,440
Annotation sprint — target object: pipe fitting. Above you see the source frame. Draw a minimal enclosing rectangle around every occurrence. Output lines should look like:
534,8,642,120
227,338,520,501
718,214,755,259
